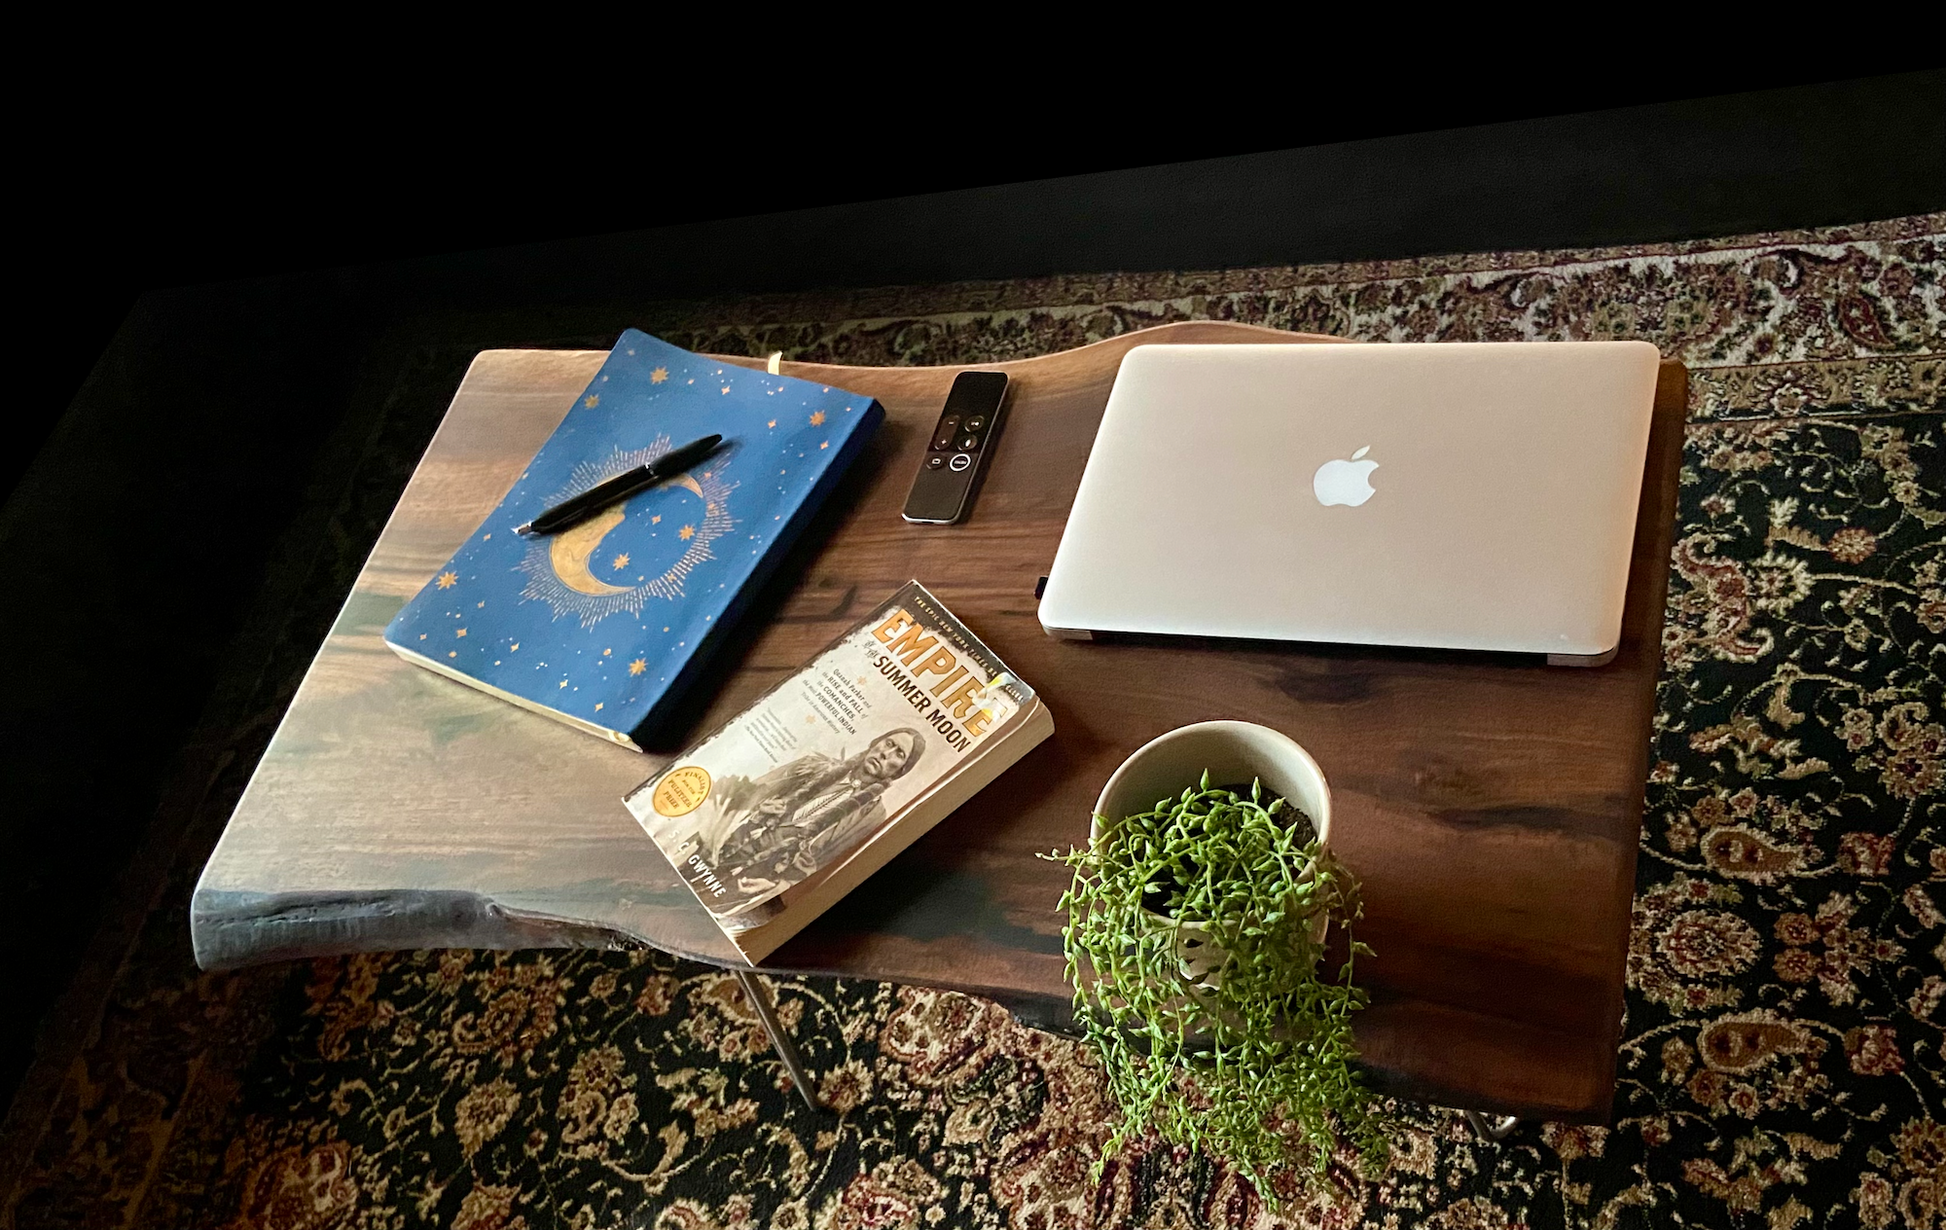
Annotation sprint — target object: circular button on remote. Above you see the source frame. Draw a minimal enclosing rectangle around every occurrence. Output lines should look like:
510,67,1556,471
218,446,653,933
948,453,973,472
926,455,946,470
959,436,980,450
963,416,986,431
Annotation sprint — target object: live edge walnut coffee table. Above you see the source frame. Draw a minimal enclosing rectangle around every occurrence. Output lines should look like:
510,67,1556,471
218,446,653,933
193,322,1687,1125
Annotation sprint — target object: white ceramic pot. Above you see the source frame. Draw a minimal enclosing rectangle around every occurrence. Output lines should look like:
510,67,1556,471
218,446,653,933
1091,720,1332,849
1091,720,1335,976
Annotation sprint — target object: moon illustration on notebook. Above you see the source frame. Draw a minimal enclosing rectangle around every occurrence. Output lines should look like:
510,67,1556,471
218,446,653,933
516,442,737,626
547,507,633,596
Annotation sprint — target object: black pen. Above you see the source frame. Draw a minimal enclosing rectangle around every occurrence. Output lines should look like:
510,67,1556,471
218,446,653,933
515,434,723,536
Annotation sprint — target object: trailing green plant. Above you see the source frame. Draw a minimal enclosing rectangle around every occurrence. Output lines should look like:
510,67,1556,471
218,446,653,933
1048,772,1385,1200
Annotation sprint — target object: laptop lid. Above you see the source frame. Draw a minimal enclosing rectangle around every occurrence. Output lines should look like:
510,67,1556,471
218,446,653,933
1037,341,1662,662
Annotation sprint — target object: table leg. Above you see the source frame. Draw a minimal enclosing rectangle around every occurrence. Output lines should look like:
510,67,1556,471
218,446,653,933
1462,1110,1520,1142
733,967,820,1114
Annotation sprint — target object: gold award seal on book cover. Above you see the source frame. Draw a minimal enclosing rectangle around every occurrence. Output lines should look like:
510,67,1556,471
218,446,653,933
652,766,712,817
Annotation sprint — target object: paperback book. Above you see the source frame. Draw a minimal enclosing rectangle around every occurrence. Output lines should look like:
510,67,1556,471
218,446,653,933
624,581,1053,962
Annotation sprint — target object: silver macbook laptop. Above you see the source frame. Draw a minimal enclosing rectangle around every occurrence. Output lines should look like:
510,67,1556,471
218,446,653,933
1037,341,1662,666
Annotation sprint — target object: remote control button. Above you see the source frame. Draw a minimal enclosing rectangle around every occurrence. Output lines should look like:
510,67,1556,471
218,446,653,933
949,453,972,472
927,455,946,470
959,436,980,451
963,416,986,431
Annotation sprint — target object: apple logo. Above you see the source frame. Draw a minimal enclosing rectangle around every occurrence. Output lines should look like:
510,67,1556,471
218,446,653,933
1313,446,1379,507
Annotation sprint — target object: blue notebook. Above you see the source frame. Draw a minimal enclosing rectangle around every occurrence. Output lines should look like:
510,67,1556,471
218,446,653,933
384,330,884,749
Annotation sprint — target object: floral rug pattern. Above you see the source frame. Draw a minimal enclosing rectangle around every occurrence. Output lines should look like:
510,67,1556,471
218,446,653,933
5,214,1942,1229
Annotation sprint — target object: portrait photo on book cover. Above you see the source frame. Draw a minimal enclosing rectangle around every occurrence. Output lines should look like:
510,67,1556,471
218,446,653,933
667,726,928,929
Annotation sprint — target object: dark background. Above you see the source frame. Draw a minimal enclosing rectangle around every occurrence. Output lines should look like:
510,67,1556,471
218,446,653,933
4,70,1942,1114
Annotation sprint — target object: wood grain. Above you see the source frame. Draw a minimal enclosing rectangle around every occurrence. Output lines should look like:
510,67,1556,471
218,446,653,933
193,322,1686,1122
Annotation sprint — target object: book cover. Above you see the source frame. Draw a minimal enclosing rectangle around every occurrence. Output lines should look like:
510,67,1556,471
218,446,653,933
383,329,883,748
624,581,1049,961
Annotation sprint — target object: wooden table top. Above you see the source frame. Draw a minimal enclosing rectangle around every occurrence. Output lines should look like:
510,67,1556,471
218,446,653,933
194,321,1685,1123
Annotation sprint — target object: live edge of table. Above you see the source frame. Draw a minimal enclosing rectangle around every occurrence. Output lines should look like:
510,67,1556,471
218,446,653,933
193,321,1687,1124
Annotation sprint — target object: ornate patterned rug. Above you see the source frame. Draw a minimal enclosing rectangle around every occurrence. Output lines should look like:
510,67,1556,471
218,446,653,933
4,215,1941,1230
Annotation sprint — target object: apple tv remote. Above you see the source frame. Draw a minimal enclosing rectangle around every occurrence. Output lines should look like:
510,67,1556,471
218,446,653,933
902,371,1010,524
